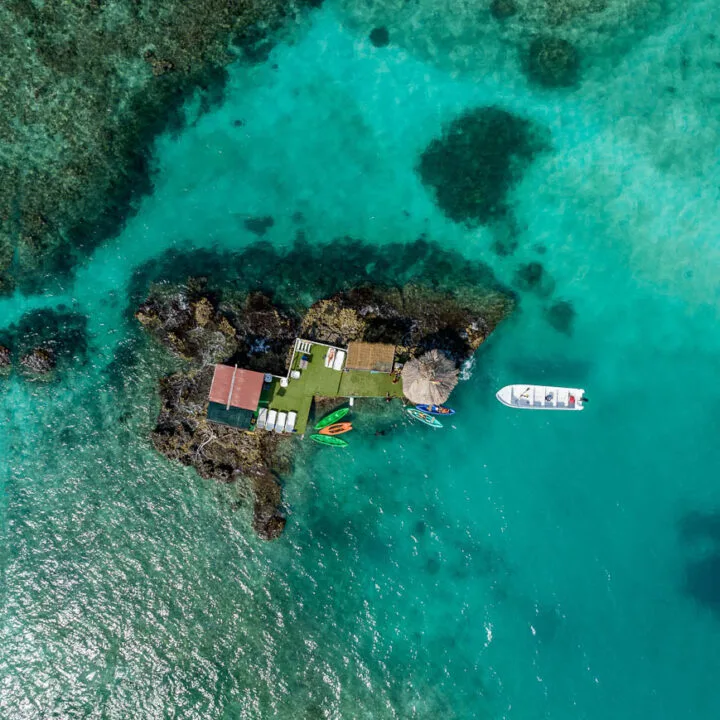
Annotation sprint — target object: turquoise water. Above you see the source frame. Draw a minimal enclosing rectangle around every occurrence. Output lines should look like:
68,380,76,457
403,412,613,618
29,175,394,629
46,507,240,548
3,2,720,717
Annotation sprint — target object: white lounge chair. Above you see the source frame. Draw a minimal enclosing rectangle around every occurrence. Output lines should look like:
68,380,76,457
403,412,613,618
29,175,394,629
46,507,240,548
266,409,277,432
275,411,287,433
325,347,336,368
285,411,297,433
332,349,346,371
256,408,268,430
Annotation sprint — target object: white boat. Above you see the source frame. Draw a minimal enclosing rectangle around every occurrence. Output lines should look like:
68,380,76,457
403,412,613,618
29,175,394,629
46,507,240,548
496,385,586,411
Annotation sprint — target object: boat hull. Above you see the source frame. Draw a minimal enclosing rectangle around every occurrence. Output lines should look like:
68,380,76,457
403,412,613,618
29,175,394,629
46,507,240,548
406,407,443,427
496,385,585,410
310,434,349,447
315,406,350,430
318,422,352,436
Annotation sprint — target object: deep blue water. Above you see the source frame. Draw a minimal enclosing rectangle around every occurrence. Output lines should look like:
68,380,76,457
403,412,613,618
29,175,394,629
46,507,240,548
2,2,720,718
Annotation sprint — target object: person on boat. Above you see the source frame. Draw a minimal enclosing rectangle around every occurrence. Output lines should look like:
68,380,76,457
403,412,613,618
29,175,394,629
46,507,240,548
545,393,553,401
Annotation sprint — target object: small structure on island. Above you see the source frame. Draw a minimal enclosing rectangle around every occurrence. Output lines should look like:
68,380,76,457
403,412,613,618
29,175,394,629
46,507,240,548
345,342,395,373
206,339,404,435
207,364,264,430
401,349,458,405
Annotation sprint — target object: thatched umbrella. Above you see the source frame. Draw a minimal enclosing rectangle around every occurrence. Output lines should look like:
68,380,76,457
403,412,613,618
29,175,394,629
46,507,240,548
401,349,459,405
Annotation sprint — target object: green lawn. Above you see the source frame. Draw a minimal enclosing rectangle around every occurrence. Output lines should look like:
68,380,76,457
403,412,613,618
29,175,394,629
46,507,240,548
338,371,403,398
255,342,402,434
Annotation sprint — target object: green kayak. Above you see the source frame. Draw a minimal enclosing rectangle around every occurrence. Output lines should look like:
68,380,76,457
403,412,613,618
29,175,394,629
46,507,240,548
314,406,350,430
310,434,348,447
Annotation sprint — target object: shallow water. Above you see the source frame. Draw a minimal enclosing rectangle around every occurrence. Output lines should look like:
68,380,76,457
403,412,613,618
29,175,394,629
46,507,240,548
2,1,720,718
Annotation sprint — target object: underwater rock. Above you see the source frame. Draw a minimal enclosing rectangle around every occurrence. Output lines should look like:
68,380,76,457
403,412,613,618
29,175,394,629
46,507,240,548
20,348,56,374
418,107,548,225
243,215,275,236
513,261,555,296
546,299,576,334
7,309,89,375
0,345,11,371
490,0,518,20
369,27,391,47
525,37,580,87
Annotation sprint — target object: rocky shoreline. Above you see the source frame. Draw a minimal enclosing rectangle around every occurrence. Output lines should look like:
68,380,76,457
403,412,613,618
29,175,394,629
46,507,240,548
137,277,514,540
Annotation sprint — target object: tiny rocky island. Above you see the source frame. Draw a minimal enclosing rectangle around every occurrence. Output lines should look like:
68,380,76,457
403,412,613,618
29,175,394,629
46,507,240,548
136,275,514,540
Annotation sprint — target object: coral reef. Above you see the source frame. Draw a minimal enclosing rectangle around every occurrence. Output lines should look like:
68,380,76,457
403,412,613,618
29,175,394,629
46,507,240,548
0,345,10,373
0,308,89,378
544,0,607,27
337,0,660,86
513,261,555,296
418,107,548,225
490,0,519,20
137,259,514,539
20,348,56,376
546,299,576,334
0,0,310,294
525,36,580,87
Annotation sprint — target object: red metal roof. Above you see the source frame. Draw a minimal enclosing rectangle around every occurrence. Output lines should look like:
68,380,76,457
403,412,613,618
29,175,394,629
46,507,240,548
209,365,264,411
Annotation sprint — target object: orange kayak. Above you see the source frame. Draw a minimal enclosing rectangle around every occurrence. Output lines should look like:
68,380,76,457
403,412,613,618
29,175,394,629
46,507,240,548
318,422,353,436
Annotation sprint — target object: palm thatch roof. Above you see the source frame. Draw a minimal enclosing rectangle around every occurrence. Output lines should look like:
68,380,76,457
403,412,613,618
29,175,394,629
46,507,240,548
401,350,458,405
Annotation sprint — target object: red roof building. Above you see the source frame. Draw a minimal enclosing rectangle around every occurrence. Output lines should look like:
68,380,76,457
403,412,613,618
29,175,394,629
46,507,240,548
209,365,264,411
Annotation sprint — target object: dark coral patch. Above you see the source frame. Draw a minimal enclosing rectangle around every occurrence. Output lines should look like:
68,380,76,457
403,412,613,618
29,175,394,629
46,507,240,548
418,107,548,225
525,37,580,88
513,262,544,290
370,27,390,48
678,510,720,618
490,0,518,20
546,300,576,334
244,215,275,236
11,309,89,365
128,236,514,317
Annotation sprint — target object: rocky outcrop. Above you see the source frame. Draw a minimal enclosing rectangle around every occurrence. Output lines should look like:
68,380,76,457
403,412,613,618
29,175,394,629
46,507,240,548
139,276,514,540
0,345,11,373
20,348,56,375
150,365,288,539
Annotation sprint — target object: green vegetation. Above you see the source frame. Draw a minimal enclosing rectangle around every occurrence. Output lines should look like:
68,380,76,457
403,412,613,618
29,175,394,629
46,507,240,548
256,341,404,434
338,370,403,399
